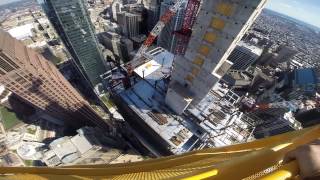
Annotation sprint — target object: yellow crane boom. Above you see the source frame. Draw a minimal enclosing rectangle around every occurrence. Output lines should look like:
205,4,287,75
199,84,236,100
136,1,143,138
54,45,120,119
0,125,319,180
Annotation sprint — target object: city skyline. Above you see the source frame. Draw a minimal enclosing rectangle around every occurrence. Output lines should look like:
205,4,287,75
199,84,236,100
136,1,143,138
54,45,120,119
1,0,320,29
0,0,23,6
266,0,320,28
0,0,319,175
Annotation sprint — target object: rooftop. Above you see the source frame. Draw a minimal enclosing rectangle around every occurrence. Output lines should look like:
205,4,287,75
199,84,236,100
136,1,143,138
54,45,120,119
70,134,93,155
188,82,255,147
237,41,263,56
49,137,79,164
112,47,256,154
117,48,197,154
294,68,317,86
8,23,34,40
44,127,99,165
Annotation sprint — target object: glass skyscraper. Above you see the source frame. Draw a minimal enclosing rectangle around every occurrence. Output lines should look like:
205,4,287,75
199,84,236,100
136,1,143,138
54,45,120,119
39,0,107,87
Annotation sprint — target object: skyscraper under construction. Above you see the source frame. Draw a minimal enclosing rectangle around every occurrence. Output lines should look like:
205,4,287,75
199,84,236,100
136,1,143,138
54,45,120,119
165,0,267,114
0,30,108,129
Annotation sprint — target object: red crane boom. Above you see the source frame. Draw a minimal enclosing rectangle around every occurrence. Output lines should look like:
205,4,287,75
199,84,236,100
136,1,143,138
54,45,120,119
175,0,201,55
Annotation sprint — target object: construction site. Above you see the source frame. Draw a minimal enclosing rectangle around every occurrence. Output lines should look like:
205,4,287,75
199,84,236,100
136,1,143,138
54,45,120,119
1,0,320,179
98,0,316,157
97,0,307,157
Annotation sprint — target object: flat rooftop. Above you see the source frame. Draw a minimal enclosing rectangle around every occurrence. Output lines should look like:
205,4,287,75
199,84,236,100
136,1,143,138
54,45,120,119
118,48,197,154
237,41,263,56
113,47,255,154
294,68,317,86
8,23,34,40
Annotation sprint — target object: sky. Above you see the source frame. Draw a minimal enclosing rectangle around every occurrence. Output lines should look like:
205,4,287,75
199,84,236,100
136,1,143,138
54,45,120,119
0,0,320,28
266,0,320,28
0,0,24,6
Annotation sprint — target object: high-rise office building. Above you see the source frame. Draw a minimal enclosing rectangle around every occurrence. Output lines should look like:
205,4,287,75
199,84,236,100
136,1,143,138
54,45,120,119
111,0,123,21
0,30,108,129
228,41,263,70
142,0,161,32
165,0,267,114
39,0,107,87
274,45,297,63
157,0,186,53
117,12,142,39
98,32,133,63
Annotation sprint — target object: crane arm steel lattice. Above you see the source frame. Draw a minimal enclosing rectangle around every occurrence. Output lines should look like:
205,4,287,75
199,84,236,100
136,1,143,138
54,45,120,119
256,100,302,110
254,99,319,112
175,0,201,55
0,125,319,179
181,0,201,32
130,0,186,68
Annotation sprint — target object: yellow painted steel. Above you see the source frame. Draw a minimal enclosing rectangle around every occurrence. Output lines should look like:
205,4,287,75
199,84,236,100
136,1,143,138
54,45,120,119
260,161,299,180
0,125,319,180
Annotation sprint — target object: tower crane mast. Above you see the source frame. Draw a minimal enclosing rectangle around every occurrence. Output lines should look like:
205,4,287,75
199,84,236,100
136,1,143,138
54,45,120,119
253,99,319,112
130,0,187,68
175,0,201,55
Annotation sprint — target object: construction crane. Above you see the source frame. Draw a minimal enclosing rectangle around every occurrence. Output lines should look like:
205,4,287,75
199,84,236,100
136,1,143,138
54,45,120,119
255,100,303,112
129,0,186,68
174,0,201,55
244,99,320,112
119,0,200,85
263,99,319,110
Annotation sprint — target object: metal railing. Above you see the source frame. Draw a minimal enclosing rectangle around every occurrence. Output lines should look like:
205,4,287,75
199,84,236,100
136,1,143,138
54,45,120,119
0,125,319,179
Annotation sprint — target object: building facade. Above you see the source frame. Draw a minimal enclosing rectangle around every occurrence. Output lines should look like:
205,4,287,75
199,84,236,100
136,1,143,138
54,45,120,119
98,32,133,63
274,45,297,63
165,0,267,114
228,41,263,70
247,109,302,139
142,0,161,32
111,0,124,22
39,0,107,87
117,12,141,39
157,0,186,53
0,30,108,129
